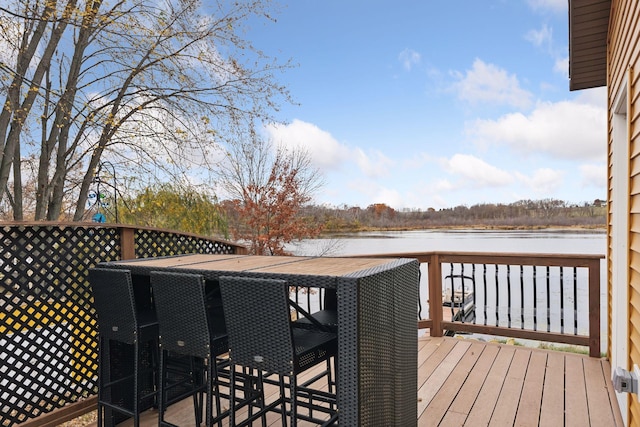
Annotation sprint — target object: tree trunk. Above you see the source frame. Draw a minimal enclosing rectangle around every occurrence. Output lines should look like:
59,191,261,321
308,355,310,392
12,136,22,220
0,0,76,206
35,68,52,220
0,1,55,160
47,0,103,220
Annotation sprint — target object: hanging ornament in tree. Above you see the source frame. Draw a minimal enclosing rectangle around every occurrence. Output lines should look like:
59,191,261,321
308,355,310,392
92,212,106,223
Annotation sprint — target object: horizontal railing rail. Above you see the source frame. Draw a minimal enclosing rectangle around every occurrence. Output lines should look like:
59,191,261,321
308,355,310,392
357,251,604,358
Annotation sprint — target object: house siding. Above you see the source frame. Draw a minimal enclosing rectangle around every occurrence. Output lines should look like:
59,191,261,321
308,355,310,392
609,0,640,424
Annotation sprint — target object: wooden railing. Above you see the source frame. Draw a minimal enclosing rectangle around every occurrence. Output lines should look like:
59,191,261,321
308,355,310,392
361,251,604,358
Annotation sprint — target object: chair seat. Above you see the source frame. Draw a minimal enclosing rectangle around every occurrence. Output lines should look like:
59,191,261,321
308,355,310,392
210,332,229,358
293,309,338,332
293,327,337,373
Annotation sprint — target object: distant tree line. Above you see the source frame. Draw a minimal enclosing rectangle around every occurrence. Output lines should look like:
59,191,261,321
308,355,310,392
300,199,607,232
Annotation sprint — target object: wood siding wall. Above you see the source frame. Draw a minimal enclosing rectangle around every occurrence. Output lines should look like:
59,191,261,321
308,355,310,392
609,0,640,423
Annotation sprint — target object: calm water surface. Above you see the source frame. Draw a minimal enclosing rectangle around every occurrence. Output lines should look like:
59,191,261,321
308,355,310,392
286,229,606,256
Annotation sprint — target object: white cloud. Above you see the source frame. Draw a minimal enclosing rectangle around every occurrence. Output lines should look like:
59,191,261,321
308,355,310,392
265,119,395,179
451,59,534,109
264,119,350,170
433,179,455,192
342,181,413,210
467,99,606,161
516,168,565,195
574,86,607,107
527,0,567,13
441,154,513,187
373,187,404,208
403,152,432,169
580,163,606,189
354,148,394,178
398,48,421,71
525,24,553,49
553,56,568,78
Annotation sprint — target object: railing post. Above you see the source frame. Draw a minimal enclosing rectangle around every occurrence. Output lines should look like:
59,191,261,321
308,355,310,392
235,246,249,255
429,253,444,337
119,226,136,260
588,258,601,357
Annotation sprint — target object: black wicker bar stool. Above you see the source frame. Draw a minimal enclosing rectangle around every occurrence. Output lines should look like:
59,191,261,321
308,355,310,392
150,271,232,427
89,268,159,427
219,276,339,427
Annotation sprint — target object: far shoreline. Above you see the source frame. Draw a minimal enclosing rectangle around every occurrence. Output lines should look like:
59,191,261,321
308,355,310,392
320,223,606,236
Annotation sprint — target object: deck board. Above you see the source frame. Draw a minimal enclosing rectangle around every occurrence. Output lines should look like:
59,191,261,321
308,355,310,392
584,356,619,426
417,340,470,417
539,350,565,427
417,337,441,366
464,345,515,426
417,338,457,385
420,341,484,427
513,350,547,427
82,337,623,427
446,342,499,418
488,348,529,426
565,357,589,427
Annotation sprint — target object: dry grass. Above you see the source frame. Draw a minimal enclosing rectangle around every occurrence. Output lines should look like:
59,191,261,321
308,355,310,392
58,411,97,427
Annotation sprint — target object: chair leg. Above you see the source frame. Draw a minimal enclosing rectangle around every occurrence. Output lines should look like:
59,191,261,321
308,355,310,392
97,337,104,427
97,338,161,427
133,341,140,427
158,348,166,426
229,365,236,427
210,356,223,427
245,367,253,421
258,370,267,427
326,358,335,409
205,356,213,427
192,357,203,426
242,367,264,426
289,374,297,427
151,340,159,409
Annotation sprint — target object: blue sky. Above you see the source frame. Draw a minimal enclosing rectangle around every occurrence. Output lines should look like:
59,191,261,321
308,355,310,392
248,0,606,210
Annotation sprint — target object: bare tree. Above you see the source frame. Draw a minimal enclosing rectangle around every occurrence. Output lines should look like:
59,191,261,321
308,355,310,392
0,0,292,220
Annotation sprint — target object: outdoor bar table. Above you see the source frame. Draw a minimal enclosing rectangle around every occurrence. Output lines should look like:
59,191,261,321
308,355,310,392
99,254,420,426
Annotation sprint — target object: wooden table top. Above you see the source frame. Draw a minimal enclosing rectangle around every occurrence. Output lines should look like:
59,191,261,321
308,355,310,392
110,254,408,277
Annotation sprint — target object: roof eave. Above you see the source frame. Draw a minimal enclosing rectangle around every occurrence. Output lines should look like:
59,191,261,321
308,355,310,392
568,0,610,91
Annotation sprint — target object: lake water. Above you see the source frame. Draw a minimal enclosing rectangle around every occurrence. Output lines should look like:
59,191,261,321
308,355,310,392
286,229,607,349
286,229,606,257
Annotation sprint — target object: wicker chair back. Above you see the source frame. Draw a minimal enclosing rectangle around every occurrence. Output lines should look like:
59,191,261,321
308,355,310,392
219,276,295,374
150,271,214,358
89,268,138,344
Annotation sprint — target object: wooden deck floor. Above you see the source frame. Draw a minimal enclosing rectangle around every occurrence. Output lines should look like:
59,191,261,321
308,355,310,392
86,337,624,426
416,337,623,427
